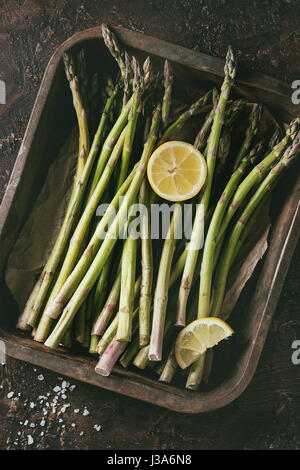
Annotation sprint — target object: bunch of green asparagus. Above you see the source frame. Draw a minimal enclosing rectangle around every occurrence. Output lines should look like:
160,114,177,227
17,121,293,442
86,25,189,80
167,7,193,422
17,25,300,390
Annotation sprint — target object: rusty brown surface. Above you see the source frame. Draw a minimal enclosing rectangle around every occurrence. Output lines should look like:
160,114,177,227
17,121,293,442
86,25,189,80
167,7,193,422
0,0,300,450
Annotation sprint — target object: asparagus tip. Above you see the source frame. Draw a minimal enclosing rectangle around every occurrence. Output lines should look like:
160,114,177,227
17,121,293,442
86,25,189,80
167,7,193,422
225,46,237,80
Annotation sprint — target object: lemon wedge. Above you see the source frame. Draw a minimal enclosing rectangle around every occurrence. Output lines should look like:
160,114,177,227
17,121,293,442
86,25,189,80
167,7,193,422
175,317,234,369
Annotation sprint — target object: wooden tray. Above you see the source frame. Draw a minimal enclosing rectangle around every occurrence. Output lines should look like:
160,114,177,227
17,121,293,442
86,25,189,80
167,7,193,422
0,26,299,413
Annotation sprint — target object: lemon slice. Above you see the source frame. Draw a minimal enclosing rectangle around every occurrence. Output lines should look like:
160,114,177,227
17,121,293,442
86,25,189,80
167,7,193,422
175,317,234,369
147,141,207,202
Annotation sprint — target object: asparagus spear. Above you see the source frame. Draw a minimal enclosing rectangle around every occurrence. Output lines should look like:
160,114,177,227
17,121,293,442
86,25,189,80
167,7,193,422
95,312,139,377
175,47,237,327
92,270,121,336
34,123,128,339
160,275,199,383
194,89,219,151
197,154,259,321
233,103,263,169
119,333,140,368
201,47,237,213
158,346,177,383
29,80,119,331
34,162,137,341
217,118,300,244
116,235,138,342
212,134,300,317
44,104,161,349
102,24,126,80
149,203,182,361
64,51,90,179
158,89,213,145
21,51,91,329
187,129,300,390
162,60,174,129
116,57,145,189
97,279,141,356
138,180,153,346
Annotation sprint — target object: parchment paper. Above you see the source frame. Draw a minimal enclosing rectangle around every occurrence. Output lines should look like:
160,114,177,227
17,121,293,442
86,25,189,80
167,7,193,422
5,128,78,311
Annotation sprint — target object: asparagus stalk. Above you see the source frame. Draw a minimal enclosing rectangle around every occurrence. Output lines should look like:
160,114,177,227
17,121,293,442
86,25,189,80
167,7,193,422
201,47,237,212
149,203,182,361
119,333,140,368
22,52,91,329
213,100,246,192
138,180,153,346
158,346,177,383
89,252,113,350
267,128,281,152
75,303,86,344
134,294,179,370
212,135,300,318
160,284,199,383
63,52,90,179
116,235,137,342
198,154,256,320
175,48,237,327
217,118,300,244
175,202,204,326
202,348,214,384
116,94,141,189
233,103,263,169
51,124,127,289
92,202,143,338
92,269,121,336
28,82,119,330
187,196,272,390
44,105,161,349
102,24,126,80
186,131,300,390
133,344,150,369
86,91,134,201
121,245,199,369
34,123,128,339
95,337,128,376
158,89,213,145
34,162,137,341
97,281,141,356
162,60,174,129
185,354,207,390
96,309,139,376
194,88,219,151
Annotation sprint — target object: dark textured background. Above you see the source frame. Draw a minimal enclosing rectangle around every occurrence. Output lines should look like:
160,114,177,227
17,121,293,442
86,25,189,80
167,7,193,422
0,0,300,450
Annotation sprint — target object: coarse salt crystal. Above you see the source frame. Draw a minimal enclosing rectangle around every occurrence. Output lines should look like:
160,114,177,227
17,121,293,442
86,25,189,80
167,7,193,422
7,392,14,398
27,435,34,445
37,375,44,381
93,424,101,432
53,386,61,393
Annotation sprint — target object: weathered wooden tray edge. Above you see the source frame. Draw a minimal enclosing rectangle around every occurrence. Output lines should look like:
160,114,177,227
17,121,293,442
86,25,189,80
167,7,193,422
0,26,299,414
